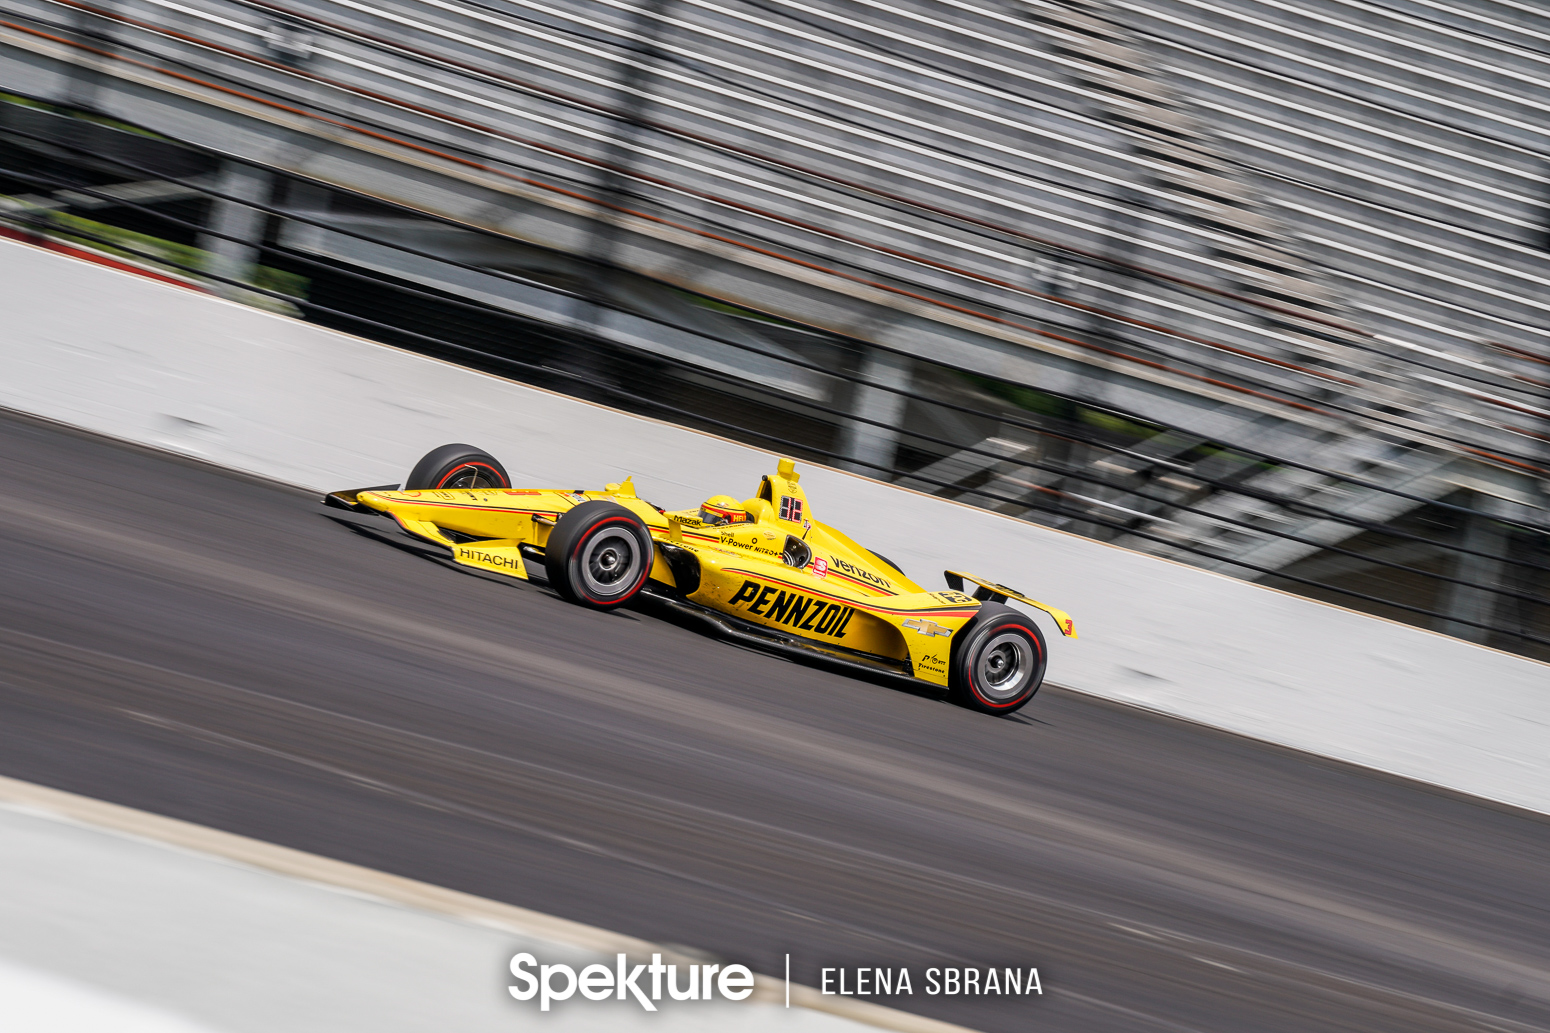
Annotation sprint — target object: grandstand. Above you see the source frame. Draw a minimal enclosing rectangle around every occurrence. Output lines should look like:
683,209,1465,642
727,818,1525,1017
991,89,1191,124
0,0,1546,653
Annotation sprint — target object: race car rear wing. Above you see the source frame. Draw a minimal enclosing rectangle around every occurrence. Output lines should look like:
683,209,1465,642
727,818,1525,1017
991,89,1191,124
945,570,1077,639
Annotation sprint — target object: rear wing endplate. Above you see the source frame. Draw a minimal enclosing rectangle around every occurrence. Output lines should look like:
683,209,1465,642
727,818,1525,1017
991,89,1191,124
946,570,1077,639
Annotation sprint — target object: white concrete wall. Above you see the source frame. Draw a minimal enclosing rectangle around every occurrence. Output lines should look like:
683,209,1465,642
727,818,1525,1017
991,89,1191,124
3,237,1545,814
0,775,962,1033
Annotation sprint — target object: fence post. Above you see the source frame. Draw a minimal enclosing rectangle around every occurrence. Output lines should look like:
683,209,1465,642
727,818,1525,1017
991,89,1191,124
1436,493,1511,643
198,161,271,300
840,348,911,478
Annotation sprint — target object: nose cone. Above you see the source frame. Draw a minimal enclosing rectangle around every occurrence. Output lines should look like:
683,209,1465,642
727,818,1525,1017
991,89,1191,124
355,489,413,512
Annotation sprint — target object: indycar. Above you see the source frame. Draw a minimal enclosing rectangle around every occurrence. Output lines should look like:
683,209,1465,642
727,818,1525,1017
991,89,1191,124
324,444,1075,714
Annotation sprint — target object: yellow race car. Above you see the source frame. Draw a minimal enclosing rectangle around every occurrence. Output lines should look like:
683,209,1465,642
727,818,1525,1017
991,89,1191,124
325,444,1075,714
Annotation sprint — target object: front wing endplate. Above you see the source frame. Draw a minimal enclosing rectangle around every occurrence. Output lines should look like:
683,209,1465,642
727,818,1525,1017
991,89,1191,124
450,538,529,580
388,514,529,581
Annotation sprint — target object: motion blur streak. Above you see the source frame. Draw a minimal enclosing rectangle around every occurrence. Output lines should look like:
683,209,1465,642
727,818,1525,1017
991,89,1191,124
0,408,1546,1033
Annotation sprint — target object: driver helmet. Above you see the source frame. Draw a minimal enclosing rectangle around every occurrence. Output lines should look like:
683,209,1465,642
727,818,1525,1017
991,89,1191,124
699,494,747,526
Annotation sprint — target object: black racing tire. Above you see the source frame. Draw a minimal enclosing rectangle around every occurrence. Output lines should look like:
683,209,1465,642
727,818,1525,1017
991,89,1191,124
544,501,654,609
405,444,511,490
947,602,1047,715
867,548,906,578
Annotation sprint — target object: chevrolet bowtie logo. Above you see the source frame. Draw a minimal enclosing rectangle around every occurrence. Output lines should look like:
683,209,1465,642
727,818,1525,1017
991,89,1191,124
903,618,952,637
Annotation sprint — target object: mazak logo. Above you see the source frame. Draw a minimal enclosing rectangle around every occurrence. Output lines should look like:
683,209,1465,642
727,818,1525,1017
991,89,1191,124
509,953,755,1011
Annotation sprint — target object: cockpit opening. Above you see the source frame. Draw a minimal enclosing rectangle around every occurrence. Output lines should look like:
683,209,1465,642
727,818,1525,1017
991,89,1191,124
782,535,812,569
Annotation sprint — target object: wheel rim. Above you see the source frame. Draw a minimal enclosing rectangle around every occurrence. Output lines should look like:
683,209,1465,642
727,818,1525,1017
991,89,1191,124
438,463,502,489
975,630,1035,700
579,527,642,599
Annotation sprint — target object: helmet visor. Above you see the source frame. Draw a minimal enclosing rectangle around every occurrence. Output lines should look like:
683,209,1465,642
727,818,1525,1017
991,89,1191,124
699,501,746,526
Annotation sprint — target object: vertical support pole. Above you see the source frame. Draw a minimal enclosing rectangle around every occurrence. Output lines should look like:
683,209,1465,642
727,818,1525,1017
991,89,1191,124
198,161,271,300
568,0,673,381
63,0,114,113
1437,493,1510,643
840,347,911,478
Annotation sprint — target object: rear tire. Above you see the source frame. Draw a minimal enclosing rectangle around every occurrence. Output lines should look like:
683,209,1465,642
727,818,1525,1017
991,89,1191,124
406,444,510,490
544,501,654,609
867,548,906,578
948,602,1046,715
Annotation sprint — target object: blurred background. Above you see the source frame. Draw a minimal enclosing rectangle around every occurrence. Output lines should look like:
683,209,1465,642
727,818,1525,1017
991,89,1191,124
6,5,1550,1033
1,0,1548,659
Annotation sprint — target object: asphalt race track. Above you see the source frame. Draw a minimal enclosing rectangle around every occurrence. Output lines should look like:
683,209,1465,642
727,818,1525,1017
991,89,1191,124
1,408,1547,1033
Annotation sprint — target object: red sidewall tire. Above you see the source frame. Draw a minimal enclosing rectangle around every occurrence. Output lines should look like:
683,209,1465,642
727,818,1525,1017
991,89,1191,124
545,502,654,609
949,604,1047,715
433,461,507,489
405,444,511,490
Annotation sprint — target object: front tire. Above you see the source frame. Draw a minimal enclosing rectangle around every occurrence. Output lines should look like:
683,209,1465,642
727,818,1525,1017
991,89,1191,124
948,602,1046,715
544,501,654,609
405,444,510,490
